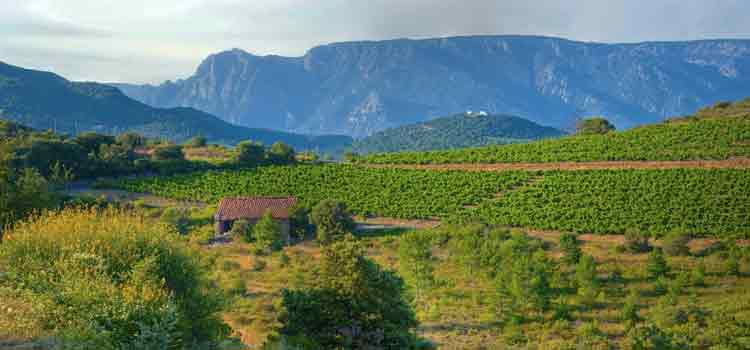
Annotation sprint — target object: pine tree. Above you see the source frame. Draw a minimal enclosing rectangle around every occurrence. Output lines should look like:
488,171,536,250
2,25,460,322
559,232,582,266
254,210,282,252
646,248,669,280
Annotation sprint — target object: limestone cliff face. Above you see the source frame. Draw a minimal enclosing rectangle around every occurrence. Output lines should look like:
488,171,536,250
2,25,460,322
114,36,750,137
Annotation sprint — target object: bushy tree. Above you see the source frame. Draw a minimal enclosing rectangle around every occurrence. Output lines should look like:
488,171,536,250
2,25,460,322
254,210,283,251
622,288,641,326
235,140,265,165
116,132,146,150
576,255,600,305
0,167,56,241
74,132,116,156
278,237,418,349
310,200,356,245
288,204,311,242
559,232,582,266
230,219,253,242
662,230,691,256
623,229,652,254
268,142,295,164
576,117,616,135
646,248,669,280
398,231,436,304
152,144,185,161
185,136,207,148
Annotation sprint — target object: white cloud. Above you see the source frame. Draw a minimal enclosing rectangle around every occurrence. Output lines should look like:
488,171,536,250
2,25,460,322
1,0,749,83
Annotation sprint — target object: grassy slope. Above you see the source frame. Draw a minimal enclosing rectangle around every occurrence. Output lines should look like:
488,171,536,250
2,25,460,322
209,227,750,349
358,99,750,164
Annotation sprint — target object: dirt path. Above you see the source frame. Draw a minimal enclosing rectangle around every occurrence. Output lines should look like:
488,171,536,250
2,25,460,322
365,157,750,172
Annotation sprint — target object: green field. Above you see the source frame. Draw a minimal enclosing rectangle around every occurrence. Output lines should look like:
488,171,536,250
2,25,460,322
112,164,530,219
112,165,750,238
464,169,750,238
358,100,750,164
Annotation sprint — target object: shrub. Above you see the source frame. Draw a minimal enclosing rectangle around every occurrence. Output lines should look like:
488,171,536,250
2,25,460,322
662,231,691,256
576,117,616,135
268,142,295,164
159,207,191,234
576,255,600,307
152,144,185,161
231,219,253,242
0,208,229,347
622,289,640,326
559,232,582,266
235,140,265,165
623,229,652,254
310,200,356,245
691,260,706,287
646,248,669,280
254,210,284,252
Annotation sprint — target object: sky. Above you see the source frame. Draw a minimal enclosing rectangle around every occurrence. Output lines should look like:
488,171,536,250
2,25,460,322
2,0,750,84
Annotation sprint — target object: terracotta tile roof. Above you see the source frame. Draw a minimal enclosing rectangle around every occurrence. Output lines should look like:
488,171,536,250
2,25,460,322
215,196,298,221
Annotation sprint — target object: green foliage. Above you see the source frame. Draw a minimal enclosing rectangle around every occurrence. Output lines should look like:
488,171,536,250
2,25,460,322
398,231,436,303
160,207,191,235
74,132,116,156
495,233,554,318
231,219,253,242
113,164,531,220
235,140,265,165
576,117,616,135
185,136,207,148
662,231,692,256
622,289,641,325
359,101,750,164
623,229,653,253
646,248,670,280
116,132,146,150
288,204,310,242
152,145,185,161
468,169,750,237
353,113,565,154
575,255,600,306
0,208,229,348
268,142,295,164
278,237,418,349
0,167,56,239
623,323,682,350
559,233,582,266
310,200,356,245
254,210,283,252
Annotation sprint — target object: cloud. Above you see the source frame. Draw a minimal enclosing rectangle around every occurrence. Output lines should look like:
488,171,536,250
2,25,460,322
1,0,750,83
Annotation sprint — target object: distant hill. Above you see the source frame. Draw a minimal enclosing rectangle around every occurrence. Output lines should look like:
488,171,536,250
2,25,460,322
358,99,750,164
115,36,750,137
0,61,352,153
353,112,565,154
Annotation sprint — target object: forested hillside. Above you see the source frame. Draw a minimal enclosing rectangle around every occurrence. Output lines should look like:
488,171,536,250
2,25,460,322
359,99,750,164
353,112,565,154
0,61,351,154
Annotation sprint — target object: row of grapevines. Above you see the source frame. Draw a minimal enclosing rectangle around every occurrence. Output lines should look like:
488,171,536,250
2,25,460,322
464,169,750,238
114,164,531,219
358,114,750,164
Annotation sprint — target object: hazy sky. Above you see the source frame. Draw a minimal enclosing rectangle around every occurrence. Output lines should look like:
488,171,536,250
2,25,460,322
2,0,749,84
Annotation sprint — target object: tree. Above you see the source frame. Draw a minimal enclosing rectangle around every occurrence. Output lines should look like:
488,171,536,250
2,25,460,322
116,132,146,150
646,248,669,280
576,117,616,135
310,200,356,245
152,144,185,161
0,167,56,241
398,231,436,304
254,210,283,251
185,136,207,148
268,142,295,164
74,132,115,156
622,288,641,326
343,151,359,163
623,229,652,254
559,232,582,266
288,204,311,242
278,237,418,349
576,255,600,305
662,230,691,256
235,140,265,165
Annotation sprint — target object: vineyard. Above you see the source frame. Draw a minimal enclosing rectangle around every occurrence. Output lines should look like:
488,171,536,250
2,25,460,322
464,169,750,237
112,164,531,219
358,103,750,164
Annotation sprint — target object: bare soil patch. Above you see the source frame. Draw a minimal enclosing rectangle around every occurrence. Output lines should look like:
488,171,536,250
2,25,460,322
366,158,750,172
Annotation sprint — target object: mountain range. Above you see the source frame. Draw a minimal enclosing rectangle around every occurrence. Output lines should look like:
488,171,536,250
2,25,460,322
0,61,352,153
353,112,564,154
114,35,750,138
